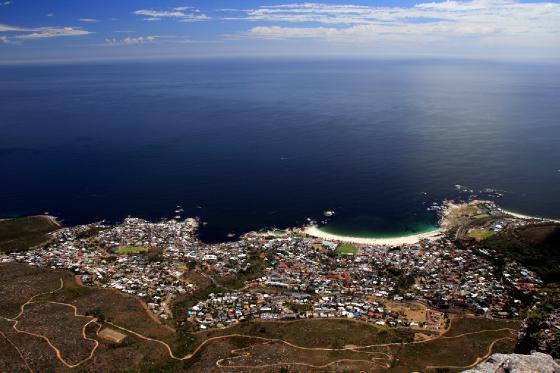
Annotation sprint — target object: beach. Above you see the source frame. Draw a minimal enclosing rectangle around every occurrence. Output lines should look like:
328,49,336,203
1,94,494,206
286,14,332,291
499,209,560,223
303,225,443,246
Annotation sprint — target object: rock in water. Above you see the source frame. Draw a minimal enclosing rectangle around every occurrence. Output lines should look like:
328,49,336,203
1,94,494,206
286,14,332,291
462,352,560,373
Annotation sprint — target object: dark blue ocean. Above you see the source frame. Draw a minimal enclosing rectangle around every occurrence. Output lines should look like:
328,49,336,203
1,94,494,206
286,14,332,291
1,59,559,242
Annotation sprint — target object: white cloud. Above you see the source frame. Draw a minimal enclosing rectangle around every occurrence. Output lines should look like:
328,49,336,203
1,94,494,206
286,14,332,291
1,1,13,6
46,13,54,17
246,26,341,39
134,10,188,18
15,27,92,39
235,0,560,46
105,36,158,45
79,18,98,23
0,24,29,32
237,1,560,32
1,23,92,40
133,7,209,22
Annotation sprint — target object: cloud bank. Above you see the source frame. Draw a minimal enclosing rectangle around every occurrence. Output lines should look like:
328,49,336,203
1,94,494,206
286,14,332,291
133,6,209,22
1,0,559,61
237,0,560,45
105,36,158,45
0,24,92,41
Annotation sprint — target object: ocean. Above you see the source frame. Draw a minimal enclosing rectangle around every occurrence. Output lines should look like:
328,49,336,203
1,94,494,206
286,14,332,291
1,59,559,242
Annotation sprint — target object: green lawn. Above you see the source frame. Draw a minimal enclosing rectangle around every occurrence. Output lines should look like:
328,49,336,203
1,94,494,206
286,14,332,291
468,228,496,241
116,246,149,254
336,243,358,255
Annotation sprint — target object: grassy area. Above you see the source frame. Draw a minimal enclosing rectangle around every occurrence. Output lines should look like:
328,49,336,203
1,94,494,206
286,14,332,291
392,327,516,372
197,318,414,349
467,228,496,241
116,246,149,254
191,317,517,372
336,243,358,255
443,317,520,338
0,216,60,252
442,202,491,231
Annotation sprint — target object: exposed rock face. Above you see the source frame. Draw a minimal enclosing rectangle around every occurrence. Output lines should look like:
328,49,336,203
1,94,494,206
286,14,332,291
516,285,560,358
462,352,560,373
517,307,560,357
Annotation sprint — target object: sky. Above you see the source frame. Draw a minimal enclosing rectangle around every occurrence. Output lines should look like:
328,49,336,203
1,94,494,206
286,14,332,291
1,0,560,63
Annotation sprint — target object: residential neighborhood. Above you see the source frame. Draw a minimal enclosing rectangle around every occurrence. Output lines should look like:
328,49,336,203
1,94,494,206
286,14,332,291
0,201,544,333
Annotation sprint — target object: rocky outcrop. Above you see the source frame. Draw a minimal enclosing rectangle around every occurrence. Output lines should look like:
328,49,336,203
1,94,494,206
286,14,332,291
516,285,560,358
462,352,559,373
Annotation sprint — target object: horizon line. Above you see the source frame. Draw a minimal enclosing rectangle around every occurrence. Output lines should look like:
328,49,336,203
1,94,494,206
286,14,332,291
2,53,560,67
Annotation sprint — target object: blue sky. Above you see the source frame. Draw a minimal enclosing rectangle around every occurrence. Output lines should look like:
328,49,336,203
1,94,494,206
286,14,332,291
1,0,560,63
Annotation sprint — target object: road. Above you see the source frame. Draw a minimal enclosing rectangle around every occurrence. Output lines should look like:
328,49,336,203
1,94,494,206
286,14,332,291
0,277,518,372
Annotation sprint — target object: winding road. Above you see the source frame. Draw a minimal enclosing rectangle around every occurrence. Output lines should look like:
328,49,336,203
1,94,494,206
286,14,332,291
0,277,518,371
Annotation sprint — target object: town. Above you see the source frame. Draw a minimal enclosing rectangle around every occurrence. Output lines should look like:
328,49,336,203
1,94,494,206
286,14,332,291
0,201,544,333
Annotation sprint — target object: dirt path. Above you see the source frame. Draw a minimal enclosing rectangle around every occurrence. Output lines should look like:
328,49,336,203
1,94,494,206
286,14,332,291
105,315,516,370
0,277,519,371
0,329,35,373
12,314,100,369
139,295,176,332
217,342,393,370
425,333,516,371
0,279,100,369
7,278,64,321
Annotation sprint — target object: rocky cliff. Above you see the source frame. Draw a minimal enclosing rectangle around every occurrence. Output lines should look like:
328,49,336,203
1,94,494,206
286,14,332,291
463,352,559,373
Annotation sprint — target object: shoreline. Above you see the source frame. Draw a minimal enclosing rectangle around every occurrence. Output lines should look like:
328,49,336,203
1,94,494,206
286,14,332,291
0,214,62,227
303,225,443,246
40,214,63,228
499,208,560,223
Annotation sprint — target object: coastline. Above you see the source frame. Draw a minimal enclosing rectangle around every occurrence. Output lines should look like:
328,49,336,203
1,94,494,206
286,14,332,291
303,225,443,246
41,214,63,228
499,208,560,223
0,214,62,227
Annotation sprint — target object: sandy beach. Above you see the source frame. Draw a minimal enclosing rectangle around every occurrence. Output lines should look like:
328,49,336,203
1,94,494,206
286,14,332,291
499,209,560,223
303,225,443,246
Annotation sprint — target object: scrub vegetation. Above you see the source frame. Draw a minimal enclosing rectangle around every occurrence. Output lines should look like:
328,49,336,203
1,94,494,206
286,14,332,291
0,216,60,252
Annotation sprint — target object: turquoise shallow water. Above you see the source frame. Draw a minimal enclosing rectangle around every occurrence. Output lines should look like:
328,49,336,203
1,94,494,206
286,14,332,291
319,220,438,239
